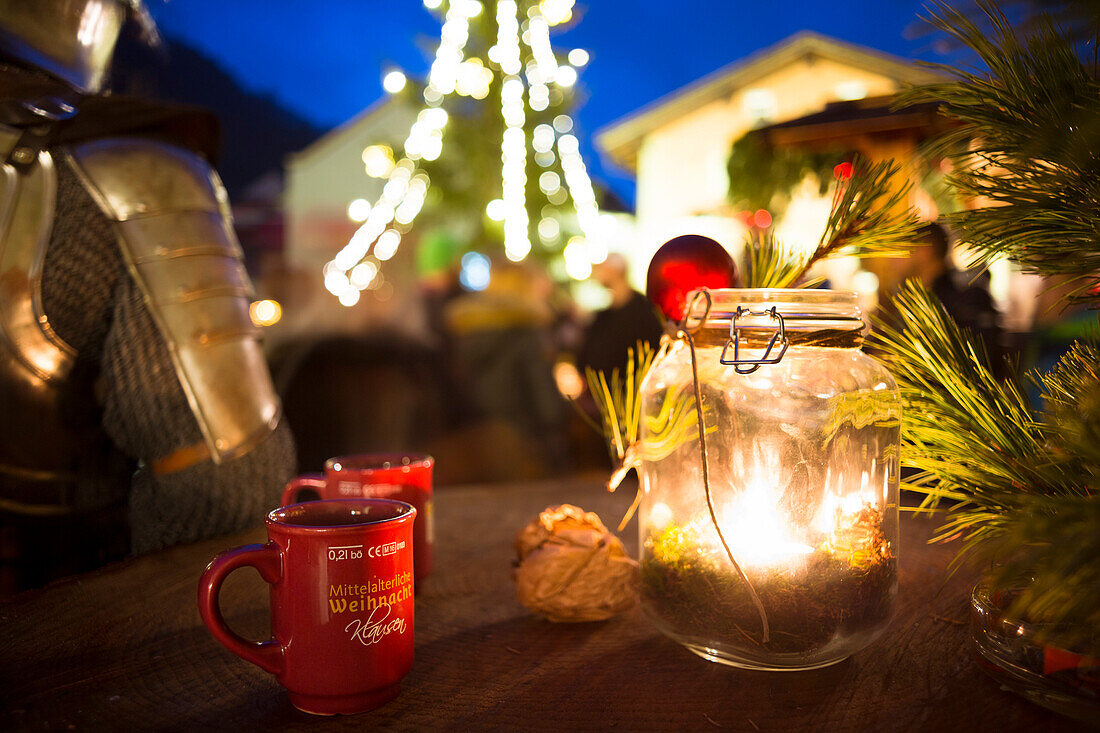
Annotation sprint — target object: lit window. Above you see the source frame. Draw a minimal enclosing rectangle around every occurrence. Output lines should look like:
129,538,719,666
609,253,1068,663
835,81,868,101
743,89,777,126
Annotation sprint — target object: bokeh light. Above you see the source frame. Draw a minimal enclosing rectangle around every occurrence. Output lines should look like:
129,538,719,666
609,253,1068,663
347,198,371,222
460,251,491,291
362,145,395,178
249,299,282,327
382,70,407,94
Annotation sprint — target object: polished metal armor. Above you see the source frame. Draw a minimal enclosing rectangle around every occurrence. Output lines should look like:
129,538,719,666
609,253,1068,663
68,138,281,463
0,124,80,514
0,0,138,519
0,0,293,593
0,0,128,94
0,129,70,382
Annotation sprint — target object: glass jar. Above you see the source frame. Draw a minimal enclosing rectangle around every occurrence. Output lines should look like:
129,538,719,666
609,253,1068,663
971,584,1100,724
638,289,900,670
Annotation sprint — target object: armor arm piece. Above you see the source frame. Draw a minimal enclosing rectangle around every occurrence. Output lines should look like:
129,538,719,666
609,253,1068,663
0,137,75,383
67,138,280,463
97,272,295,553
0,129,104,515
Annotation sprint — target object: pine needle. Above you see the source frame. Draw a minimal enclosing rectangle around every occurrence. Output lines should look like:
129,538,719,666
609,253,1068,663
585,341,660,463
585,339,715,473
868,2,1100,645
743,157,919,288
870,282,1100,644
900,0,1100,302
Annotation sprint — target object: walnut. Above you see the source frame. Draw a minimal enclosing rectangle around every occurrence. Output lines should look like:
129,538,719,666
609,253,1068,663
513,504,638,622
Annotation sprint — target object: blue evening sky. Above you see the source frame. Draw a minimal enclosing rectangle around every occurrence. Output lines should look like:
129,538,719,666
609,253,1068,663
149,1,945,203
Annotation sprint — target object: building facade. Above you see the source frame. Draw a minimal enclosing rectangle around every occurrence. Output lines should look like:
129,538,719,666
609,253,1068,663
596,32,943,285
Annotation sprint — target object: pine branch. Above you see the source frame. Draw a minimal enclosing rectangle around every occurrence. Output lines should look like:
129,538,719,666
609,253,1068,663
743,157,919,288
871,281,1100,643
813,158,918,267
985,493,1100,648
744,232,812,289
585,342,659,463
871,282,1061,514
1034,339,1100,476
901,1,1100,300
585,339,714,491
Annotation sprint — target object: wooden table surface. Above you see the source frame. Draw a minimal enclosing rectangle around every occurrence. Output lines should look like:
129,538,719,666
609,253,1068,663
0,476,1081,731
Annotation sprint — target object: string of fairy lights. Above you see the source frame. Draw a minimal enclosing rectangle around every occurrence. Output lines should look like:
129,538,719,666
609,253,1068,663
323,0,605,306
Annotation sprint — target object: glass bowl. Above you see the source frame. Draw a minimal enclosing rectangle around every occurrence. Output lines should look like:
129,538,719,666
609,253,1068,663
970,584,1099,723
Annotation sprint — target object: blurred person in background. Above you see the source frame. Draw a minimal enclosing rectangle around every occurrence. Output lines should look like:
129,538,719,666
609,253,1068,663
443,258,569,478
416,229,466,426
894,222,1003,364
0,0,294,594
576,253,664,381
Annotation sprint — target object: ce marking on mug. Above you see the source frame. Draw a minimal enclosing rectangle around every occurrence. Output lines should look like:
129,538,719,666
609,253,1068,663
367,540,405,558
328,545,363,562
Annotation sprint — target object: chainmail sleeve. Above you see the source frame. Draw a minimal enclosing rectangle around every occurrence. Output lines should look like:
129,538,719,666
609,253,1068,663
100,277,296,552
44,158,295,555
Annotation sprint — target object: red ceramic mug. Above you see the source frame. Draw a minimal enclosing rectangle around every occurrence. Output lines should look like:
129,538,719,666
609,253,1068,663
198,499,416,715
283,453,433,585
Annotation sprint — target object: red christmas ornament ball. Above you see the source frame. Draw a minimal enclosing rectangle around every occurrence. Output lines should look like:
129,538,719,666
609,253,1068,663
833,161,854,180
646,234,739,322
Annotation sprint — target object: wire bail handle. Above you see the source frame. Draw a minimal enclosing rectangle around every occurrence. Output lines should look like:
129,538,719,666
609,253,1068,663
719,306,789,374
672,289,772,642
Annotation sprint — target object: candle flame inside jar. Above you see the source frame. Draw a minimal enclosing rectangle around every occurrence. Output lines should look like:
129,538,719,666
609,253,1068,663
816,474,884,561
648,473,885,571
816,490,873,536
715,479,814,568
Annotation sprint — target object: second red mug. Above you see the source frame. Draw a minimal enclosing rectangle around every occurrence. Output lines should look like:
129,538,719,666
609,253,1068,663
283,453,433,583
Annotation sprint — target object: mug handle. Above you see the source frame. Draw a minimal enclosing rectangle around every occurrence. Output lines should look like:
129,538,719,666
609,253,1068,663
281,474,326,506
197,543,284,675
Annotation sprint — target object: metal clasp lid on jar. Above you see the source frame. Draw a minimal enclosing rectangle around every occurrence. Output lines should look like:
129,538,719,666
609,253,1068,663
719,306,788,374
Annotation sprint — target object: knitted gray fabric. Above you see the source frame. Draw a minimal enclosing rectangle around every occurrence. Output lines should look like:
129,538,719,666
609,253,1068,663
40,155,295,554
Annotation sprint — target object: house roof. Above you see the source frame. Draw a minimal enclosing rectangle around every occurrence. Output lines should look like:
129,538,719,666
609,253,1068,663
285,95,412,167
753,96,948,147
595,31,946,171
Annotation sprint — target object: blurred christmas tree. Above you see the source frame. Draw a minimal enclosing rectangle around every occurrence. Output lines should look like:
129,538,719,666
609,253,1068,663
324,0,608,305
871,0,1100,647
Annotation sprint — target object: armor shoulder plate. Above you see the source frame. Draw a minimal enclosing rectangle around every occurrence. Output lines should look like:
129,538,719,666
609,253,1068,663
68,138,280,464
